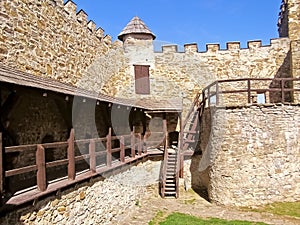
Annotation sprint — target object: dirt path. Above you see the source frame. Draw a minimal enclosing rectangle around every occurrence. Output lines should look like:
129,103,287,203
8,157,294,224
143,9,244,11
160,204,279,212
115,186,300,225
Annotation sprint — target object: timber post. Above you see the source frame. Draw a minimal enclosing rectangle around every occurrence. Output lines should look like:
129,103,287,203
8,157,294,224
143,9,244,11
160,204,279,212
106,127,112,167
67,128,75,180
89,139,96,173
120,136,125,163
131,126,135,158
0,133,3,198
36,144,47,191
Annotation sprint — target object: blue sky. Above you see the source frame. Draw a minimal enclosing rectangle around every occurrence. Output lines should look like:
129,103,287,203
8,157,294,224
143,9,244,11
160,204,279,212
71,0,282,51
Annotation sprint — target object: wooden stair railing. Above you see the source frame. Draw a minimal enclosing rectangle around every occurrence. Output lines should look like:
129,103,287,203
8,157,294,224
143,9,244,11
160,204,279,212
182,92,202,152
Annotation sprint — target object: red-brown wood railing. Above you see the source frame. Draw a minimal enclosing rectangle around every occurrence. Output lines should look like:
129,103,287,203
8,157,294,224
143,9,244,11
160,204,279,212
0,127,163,205
201,77,300,107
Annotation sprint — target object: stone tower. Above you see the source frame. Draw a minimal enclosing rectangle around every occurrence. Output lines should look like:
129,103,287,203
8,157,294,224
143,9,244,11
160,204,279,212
118,16,156,69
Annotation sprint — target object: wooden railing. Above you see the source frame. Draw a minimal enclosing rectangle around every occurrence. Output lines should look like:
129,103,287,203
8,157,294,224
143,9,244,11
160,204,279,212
0,127,162,207
201,77,300,107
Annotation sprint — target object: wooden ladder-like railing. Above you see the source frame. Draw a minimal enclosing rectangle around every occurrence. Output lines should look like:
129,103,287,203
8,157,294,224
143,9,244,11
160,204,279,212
182,93,202,152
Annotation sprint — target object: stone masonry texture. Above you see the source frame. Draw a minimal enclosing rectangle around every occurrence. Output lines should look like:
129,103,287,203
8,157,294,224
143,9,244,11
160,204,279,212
198,105,300,206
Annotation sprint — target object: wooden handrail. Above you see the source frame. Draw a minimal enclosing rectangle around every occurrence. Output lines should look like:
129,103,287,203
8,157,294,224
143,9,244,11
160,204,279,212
0,127,153,204
201,77,300,108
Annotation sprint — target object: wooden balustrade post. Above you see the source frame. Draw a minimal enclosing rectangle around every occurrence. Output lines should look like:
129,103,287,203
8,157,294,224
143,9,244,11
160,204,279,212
163,118,168,149
131,126,135,158
142,134,147,154
0,133,3,196
67,128,75,180
106,127,112,167
247,79,251,104
216,82,219,106
281,79,285,103
89,139,96,173
138,134,142,156
36,144,47,191
120,136,125,163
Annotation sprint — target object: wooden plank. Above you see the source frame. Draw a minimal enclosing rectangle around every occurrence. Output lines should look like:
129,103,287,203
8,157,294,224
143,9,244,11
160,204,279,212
281,79,285,103
5,144,37,153
46,159,68,168
5,165,37,177
36,145,47,192
131,127,135,158
89,139,96,173
137,134,142,156
0,133,3,195
120,136,125,163
216,82,220,105
42,142,68,149
74,154,89,161
67,129,75,180
247,79,251,103
106,127,112,167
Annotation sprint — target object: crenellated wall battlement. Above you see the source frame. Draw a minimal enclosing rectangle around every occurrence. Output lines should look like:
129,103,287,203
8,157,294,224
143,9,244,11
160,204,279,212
157,38,289,54
0,0,114,85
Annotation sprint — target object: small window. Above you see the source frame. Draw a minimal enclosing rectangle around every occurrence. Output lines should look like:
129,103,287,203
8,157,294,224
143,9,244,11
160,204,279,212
134,65,150,94
257,92,266,104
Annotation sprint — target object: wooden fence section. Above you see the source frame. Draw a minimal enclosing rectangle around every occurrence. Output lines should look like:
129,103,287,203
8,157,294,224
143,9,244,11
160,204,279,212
201,77,300,107
0,127,165,210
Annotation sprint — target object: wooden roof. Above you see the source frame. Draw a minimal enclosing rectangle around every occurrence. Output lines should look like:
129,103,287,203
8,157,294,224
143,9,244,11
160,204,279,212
118,16,156,41
0,64,181,112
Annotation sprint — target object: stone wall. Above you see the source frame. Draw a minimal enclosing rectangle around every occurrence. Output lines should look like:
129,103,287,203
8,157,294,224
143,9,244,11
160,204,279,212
99,38,291,118
0,0,111,85
196,105,300,206
288,0,300,101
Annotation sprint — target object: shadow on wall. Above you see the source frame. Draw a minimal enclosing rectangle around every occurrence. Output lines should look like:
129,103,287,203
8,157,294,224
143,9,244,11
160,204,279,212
269,50,292,103
190,107,213,201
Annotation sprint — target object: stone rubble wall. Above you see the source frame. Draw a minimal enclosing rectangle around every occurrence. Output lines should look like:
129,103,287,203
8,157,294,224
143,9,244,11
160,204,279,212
0,0,111,85
197,104,300,206
99,37,291,119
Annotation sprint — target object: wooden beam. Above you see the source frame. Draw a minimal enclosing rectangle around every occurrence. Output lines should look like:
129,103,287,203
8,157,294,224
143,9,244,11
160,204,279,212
120,136,125,163
36,144,47,191
89,139,96,173
67,129,75,180
131,126,135,158
106,127,112,167
0,133,3,196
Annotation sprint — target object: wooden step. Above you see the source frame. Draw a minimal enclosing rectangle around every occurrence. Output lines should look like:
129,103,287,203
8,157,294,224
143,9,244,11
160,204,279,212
165,188,176,191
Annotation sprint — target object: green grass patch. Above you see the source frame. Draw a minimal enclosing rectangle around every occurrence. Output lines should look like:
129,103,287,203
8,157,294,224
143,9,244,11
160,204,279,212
247,201,300,218
150,212,269,225
149,210,166,225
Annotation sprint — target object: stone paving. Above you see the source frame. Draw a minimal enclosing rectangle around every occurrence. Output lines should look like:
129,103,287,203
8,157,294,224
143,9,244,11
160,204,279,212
1,160,299,225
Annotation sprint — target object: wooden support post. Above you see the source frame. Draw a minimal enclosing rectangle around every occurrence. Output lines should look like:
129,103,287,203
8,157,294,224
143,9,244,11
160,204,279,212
163,118,168,149
138,134,142,156
89,139,96,173
36,144,47,191
179,113,184,178
216,82,219,106
131,126,135,158
281,79,285,103
67,129,75,180
143,134,147,154
207,88,211,106
106,127,112,167
247,79,251,104
0,133,3,196
120,136,125,163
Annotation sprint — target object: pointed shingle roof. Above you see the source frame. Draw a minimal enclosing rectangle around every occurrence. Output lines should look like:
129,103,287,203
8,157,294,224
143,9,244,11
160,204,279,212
118,16,156,41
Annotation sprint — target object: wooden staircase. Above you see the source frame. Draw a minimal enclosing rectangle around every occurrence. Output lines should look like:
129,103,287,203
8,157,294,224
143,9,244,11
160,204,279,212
182,93,204,153
161,148,179,198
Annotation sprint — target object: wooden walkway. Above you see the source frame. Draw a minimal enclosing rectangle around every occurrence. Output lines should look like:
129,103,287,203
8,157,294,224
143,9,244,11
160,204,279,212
0,128,165,214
